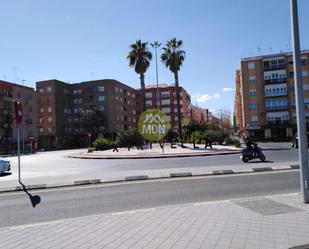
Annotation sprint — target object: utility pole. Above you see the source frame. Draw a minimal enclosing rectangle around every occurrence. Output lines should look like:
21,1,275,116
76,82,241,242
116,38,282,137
150,41,162,110
290,0,309,203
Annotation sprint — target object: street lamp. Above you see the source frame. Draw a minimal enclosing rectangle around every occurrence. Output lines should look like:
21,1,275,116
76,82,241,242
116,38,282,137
290,0,309,203
150,41,162,110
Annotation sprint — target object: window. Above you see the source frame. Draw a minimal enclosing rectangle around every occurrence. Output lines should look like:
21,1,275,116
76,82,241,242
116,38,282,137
289,72,294,78
249,89,256,96
48,107,52,112
40,128,44,133
145,92,152,98
161,91,170,98
39,88,44,93
40,108,44,113
74,108,79,113
98,105,104,111
16,93,22,99
248,62,255,69
161,99,171,105
251,115,258,122
47,87,52,92
98,86,104,92
162,107,171,113
48,127,52,133
115,87,118,92
304,84,309,91
48,117,52,122
98,96,105,102
249,103,258,110
302,71,309,77
249,76,256,83
146,100,152,106
173,100,183,105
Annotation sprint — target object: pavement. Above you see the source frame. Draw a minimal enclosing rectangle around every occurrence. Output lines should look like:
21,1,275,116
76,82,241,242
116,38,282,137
1,192,309,249
68,143,242,159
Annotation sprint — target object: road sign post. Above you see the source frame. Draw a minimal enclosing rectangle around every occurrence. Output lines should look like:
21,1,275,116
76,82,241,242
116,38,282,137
14,101,23,184
290,0,309,203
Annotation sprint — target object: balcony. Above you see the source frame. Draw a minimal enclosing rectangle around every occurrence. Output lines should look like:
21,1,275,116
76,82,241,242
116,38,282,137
264,78,287,84
265,105,289,111
265,91,288,97
264,64,286,71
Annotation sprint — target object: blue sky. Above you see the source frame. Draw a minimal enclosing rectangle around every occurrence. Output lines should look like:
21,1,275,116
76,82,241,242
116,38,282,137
1,0,309,113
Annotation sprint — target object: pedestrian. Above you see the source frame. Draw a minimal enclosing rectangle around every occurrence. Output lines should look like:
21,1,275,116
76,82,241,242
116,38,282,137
112,141,119,152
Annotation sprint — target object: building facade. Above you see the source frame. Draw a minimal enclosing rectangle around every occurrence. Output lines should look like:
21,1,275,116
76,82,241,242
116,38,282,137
189,105,207,124
235,50,309,139
141,84,191,130
36,79,139,150
0,80,38,152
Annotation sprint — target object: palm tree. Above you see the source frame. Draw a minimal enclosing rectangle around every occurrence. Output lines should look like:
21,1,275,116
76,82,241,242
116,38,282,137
127,40,152,90
161,38,185,146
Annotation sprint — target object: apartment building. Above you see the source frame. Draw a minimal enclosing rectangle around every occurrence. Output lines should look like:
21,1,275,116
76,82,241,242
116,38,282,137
189,105,207,124
141,84,191,130
36,79,139,150
0,80,38,152
234,50,309,139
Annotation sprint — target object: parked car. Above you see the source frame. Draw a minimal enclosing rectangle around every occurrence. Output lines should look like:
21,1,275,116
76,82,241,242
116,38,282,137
291,132,309,148
0,158,11,174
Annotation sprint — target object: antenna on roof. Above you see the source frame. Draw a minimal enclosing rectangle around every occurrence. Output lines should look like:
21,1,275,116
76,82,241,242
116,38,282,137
22,79,26,86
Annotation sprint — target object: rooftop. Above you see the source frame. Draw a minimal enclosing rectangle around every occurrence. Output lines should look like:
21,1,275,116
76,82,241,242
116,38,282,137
241,49,309,62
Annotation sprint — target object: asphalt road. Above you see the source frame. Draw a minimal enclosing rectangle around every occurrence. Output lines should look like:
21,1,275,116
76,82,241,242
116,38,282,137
3,143,298,175
0,171,300,228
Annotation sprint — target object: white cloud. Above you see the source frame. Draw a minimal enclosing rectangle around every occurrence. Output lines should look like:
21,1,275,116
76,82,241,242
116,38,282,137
195,94,212,103
222,87,235,92
192,93,221,103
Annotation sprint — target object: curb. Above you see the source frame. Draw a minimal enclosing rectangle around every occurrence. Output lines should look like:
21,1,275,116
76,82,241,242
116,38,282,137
0,164,300,194
67,150,241,160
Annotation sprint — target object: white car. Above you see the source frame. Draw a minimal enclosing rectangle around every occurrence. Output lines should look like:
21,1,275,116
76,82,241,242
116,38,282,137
0,159,11,174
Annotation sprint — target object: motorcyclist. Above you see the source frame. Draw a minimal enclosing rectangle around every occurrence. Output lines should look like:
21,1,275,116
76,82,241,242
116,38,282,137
244,136,258,156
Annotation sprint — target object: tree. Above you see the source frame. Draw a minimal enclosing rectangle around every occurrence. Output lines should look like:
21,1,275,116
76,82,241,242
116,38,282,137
127,40,152,90
1,105,13,154
161,38,185,146
80,109,105,138
116,129,144,150
217,109,232,131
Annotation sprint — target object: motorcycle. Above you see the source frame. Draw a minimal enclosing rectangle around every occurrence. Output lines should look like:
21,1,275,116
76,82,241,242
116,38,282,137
240,144,266,163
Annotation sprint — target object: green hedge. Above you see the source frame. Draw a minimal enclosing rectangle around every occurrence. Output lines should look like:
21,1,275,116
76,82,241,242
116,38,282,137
93,138,112,151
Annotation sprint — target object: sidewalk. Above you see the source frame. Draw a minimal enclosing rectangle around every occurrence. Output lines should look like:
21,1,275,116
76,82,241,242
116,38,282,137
69,144,242,159
1,193,308,249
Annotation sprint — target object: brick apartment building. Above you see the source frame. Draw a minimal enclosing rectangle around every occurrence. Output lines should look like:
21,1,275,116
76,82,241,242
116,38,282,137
36,79,139,150
234,50,309,139
0,80,38,152
141,84,191,130
190,105,206,124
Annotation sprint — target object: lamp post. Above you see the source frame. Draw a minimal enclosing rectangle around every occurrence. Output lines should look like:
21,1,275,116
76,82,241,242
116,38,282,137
150,41,162,110
290,0,309,203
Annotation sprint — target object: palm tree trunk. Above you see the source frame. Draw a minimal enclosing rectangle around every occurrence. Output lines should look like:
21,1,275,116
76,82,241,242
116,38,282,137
174,71,183,147
140,73,145,89
140,73,146,113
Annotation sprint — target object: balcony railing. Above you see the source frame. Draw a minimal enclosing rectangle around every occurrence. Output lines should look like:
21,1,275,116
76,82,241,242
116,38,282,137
265,92,288,97
264,78,287,84
265,105,289,111
264,64,286,71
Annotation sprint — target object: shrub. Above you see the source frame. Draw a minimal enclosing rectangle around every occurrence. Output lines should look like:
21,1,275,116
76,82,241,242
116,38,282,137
87,147,95,153
116,129,144,148
93,138,112,151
